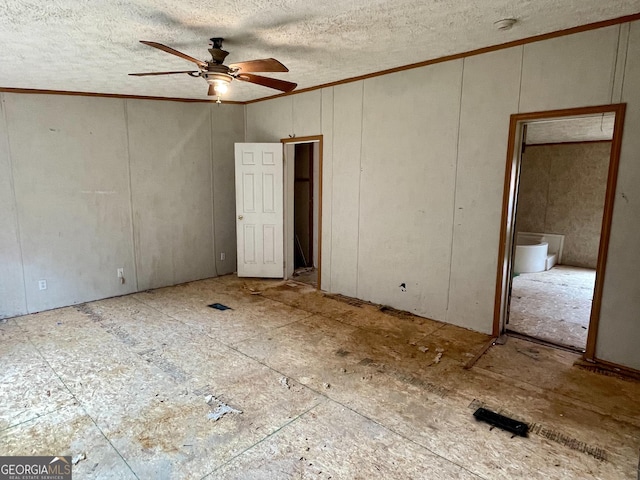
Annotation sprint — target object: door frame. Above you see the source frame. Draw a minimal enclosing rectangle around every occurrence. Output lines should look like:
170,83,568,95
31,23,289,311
492,103,626,361
281,135,324,289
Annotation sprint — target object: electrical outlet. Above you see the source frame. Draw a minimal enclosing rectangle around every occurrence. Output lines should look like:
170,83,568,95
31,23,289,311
220,252,225,261
117,268,124,278
38,280,47,290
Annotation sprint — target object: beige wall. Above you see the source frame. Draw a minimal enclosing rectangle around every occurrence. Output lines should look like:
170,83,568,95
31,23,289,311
246,21,640,370
0,94,243,316
517,142,611,268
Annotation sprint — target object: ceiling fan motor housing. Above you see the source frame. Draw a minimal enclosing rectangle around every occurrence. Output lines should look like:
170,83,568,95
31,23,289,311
208,37,229,64
208,48,230,64
203,72,233,85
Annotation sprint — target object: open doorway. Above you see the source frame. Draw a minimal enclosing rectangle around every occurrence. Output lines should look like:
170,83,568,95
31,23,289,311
293,143,317,285
509,117,614,351
282,136,323,288
494,105,625,358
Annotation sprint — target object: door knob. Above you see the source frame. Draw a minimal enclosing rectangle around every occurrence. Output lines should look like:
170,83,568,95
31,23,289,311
238,215,243,220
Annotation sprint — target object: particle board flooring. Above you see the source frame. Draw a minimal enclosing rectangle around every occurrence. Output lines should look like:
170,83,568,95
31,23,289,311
508,265,595,350
1,275,639,479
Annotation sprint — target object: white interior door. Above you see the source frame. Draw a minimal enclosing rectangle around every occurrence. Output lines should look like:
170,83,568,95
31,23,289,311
235,143,284,278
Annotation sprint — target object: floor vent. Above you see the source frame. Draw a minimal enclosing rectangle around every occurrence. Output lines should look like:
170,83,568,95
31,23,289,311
473,407,529,437
208,303,231,311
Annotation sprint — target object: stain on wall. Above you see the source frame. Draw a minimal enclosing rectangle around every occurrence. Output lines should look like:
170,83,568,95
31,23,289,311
516,142,611,268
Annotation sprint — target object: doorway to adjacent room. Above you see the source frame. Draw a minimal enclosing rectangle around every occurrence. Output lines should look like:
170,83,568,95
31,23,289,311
282,136,323,288
494,104,625,358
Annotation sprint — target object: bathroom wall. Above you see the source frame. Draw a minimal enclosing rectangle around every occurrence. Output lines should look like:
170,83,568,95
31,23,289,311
516,142,611,268
0,93,244,317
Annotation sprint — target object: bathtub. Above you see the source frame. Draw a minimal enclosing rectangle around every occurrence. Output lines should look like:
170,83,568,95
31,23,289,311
514,236,549,274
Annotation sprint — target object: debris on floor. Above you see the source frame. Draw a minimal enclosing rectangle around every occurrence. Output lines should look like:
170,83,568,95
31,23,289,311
516,347,540,360
243,285,262,295
208,303,231,311
71,452,86,465
323,383,330,389
208,403,242,421
279,376,290,389
286,282,299,288
418,346,429,353
473,407,529,437
205,394,243,421
433,353,443,364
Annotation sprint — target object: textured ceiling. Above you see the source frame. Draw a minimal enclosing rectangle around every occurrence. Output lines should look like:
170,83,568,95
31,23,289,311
526,114,615,144
0,1,638,102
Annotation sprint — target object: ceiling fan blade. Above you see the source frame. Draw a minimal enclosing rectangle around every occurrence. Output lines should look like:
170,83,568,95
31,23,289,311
140,41,207,68
236,73,297,92
228,58,289,73
129,70,198,76
207,84,215,96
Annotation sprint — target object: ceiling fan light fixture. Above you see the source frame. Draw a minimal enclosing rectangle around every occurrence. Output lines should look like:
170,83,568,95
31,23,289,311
213,80,228,95
205,73,233,103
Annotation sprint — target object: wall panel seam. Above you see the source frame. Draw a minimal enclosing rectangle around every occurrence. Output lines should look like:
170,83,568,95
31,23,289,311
330,89,336,292
610,24,622,104
445,59,466,319
618,23,632,102
0,92,29,314
243,104,248,142
320,88,330,291
123,99,140,291
209,105,218,277
291,97,295,136
355,82,365,298
517,45,525,113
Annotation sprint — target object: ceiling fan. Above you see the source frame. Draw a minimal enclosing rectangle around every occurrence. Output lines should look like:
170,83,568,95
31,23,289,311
130,38,297,102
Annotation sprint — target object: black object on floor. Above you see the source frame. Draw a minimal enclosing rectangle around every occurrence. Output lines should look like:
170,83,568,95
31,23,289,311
473,407,529,437
208,303,231,311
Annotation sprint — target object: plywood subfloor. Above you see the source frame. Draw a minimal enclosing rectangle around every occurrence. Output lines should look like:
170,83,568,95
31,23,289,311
2,275,639,479
508,266,595,349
